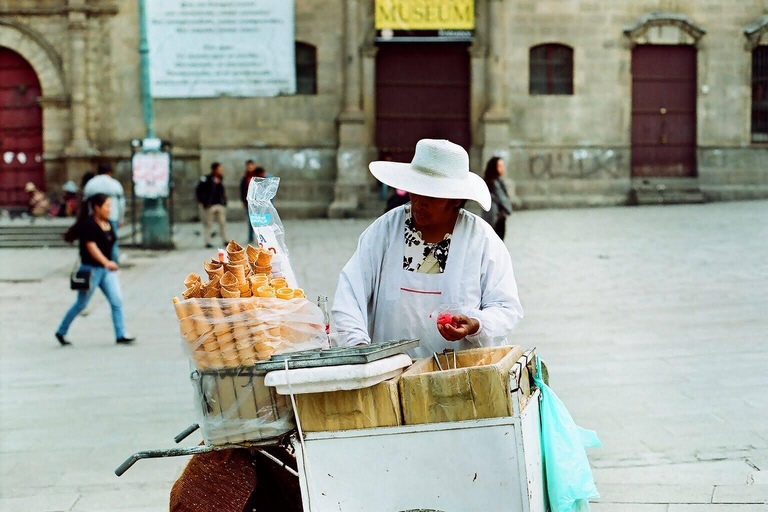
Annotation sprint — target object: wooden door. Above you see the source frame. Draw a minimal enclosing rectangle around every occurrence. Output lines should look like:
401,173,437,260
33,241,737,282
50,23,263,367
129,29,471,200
0,47,44,207
631,45,697,177
376,43,470,163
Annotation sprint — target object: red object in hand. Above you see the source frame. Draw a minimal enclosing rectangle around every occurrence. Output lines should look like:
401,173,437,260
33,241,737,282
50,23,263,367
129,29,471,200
437,313,454,326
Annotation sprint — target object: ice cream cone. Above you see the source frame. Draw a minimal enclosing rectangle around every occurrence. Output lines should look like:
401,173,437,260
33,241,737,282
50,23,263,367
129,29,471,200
239,285,252,298
256,250,273,267
182,280,203,300
220,271,238,289
276,288,294,300
246,245,261,264
184,273,201,288
252,264,272,275
204,261,224,280
249,275,268,295
202,275,221,298
255,340,277,360
236,339,258,366
220,287,241,298
224,263,247,285
173,298,197,342
271,278,288,290
226,240,246,261
257,285,275,298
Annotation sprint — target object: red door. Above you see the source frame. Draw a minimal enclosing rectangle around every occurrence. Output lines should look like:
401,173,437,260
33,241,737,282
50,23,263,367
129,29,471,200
376,43,471,163
0,48,44,207
631,45,697,177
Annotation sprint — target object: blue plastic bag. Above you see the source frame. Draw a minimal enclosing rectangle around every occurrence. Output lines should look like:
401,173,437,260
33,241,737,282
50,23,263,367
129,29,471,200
534,357,601,512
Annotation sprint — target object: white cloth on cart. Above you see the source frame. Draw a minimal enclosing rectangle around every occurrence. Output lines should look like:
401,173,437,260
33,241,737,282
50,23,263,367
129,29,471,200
332,206,524,360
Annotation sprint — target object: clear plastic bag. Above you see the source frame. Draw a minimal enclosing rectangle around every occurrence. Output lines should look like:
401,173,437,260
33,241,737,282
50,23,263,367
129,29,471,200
174,297,327,368
191,367,295,445
247,177,299,288
174,296,327,445
533,357,601,512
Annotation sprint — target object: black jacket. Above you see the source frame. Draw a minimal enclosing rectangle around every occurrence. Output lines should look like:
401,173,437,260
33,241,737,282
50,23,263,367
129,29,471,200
240,173,254,205
196,174,227,208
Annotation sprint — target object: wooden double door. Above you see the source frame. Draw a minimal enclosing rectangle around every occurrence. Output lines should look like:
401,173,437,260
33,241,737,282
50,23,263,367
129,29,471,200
631,45,697,178
375,43,471,163
0,47,44,206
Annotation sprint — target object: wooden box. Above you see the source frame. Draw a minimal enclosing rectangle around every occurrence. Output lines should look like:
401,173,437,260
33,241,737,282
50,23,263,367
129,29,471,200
399,345,524,425
295,378,402,432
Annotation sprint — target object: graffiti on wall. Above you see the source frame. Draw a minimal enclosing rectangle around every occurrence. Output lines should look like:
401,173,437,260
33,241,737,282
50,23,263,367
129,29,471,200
528,148,626,179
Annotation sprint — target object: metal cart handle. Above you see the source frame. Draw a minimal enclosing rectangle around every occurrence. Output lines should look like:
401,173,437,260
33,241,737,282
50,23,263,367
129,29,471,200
174,423,200,443
115,437,285,477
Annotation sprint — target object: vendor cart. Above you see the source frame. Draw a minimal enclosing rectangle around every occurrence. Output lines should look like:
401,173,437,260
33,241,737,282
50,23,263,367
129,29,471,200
116,346,545,512
290,350,544,512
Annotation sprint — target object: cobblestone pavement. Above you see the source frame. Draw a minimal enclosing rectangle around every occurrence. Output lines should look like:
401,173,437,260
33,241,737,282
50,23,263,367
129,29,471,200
1,201,767,511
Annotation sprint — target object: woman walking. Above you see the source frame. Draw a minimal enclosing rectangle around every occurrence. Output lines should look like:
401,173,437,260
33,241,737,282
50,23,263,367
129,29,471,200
56,193,135,346
481,157,513,240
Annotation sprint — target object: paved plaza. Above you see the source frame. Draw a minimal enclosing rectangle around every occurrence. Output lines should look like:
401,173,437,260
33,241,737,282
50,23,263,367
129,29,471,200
1,201,767,511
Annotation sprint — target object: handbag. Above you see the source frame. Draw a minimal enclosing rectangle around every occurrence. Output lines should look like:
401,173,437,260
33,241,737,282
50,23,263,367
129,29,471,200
70,258,91,291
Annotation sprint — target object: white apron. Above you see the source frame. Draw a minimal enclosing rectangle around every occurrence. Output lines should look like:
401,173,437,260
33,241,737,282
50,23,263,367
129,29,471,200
370,213,479,359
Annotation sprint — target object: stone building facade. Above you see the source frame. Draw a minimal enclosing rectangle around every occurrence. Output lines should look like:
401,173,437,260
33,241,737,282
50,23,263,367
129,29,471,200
1,0,767,221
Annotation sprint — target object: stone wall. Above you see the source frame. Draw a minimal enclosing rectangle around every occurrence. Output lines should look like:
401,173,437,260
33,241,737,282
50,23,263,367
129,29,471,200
2,0,768,218
502,0,768,206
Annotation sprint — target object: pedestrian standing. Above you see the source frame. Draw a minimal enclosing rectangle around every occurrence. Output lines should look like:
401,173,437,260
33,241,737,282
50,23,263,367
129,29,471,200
240,160,258,244
60,181,80,217
56,193,135,346
481,157,513,240
84,163,125,262
196,162,228,248
25,182,51,217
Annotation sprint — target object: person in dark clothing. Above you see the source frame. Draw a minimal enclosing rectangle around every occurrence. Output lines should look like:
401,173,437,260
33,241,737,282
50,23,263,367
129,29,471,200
196,162,228,248
56,193,135,346
382,152,411,212
240,161,266,244
80,171,95,190
481,157,513,240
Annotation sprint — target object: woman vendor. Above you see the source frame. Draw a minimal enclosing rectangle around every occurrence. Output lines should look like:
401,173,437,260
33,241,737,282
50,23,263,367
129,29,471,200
333,138,523,358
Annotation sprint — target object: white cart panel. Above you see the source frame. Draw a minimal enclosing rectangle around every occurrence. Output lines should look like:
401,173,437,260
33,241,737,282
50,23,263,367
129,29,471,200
294,389,543,512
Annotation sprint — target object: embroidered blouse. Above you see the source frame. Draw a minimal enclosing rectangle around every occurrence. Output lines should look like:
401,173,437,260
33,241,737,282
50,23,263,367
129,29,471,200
403,205,452,274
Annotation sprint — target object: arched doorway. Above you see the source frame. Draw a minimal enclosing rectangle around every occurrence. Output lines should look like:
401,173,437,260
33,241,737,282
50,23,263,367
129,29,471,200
0,47,43,207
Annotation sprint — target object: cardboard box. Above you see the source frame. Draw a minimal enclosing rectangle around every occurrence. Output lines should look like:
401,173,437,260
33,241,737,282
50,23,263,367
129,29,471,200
399,345,524,425
295,378,402,432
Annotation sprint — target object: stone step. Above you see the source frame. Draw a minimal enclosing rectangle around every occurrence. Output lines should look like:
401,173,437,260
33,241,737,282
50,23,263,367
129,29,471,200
516,179,631,197
522,194,629,209
631,178,706,205
0,221,134,248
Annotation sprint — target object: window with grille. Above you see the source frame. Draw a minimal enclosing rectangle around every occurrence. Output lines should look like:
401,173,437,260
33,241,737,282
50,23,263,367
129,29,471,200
529,44,574,95
295,42,317,95
752,46,768,141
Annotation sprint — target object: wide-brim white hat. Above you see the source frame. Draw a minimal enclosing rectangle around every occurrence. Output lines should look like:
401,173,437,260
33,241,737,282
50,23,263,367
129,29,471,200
369,139,491,211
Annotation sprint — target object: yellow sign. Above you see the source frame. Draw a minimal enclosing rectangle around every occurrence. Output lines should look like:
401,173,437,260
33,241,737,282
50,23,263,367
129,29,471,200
375,0,475,31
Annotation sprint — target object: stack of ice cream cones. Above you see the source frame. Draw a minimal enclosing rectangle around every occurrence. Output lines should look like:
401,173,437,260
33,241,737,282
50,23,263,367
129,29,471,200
172,245,322,371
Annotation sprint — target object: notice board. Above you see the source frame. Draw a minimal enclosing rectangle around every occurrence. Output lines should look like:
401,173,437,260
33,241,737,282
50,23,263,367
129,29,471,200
147,0,296,98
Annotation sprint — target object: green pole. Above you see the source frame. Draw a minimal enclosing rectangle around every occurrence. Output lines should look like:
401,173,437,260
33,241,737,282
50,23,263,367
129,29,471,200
138,0,155,139
137,0,172,249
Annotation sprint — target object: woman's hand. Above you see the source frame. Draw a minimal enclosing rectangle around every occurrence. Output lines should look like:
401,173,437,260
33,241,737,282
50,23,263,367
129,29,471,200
105,261,119,271
438,314,480,341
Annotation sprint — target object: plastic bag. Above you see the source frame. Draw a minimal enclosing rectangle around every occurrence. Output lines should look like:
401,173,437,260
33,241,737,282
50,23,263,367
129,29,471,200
533,357,601,512
174,296,328,445
174,297,327,368
247,177,299,288
191,367,295,445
